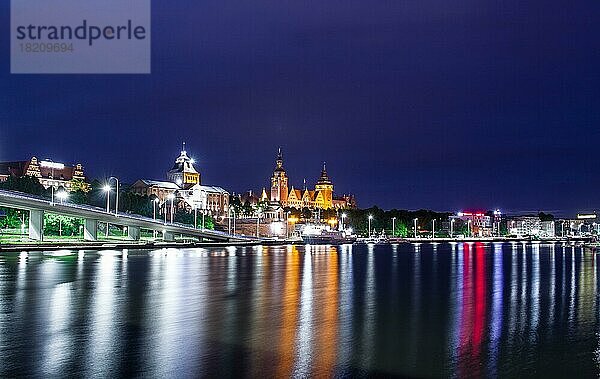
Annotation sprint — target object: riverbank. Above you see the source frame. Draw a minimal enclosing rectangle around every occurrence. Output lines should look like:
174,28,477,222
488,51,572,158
0,235,595,253
0,239,294,253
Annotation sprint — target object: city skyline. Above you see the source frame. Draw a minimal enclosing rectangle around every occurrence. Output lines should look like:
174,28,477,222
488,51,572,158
1,1,599,214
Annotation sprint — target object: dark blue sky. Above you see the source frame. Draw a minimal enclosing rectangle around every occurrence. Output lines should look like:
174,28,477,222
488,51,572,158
1,1,599,215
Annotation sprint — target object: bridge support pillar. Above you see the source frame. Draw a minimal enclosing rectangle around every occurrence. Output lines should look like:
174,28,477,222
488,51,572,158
29,210,44,241
84,219,98,241
127,226,141,241
163,231,175,242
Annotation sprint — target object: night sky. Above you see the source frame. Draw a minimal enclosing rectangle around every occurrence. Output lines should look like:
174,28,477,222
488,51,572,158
1,1,599,215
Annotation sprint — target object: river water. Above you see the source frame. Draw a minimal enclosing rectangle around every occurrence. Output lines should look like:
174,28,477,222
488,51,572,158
0,242,598,378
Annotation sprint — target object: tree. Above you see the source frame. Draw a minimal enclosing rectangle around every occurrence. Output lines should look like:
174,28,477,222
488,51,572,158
0,207,27,229
119,192,153,217
0,176,48,197
394,222,408,237
43,214,83,236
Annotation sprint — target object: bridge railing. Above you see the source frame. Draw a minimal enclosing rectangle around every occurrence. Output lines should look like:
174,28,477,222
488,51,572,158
0,189,251,240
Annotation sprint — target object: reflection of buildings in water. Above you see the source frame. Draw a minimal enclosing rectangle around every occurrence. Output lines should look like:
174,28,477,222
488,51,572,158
531,244,540,338
361,244,376,371
549,244,556,326
85,253,119,376
457,243,486,378
489,243,503,376
314,247,339,377
294,248,314,376
276,246,300,377
337,244,354,372
578,247,596,333
407,244,421,370
449,242,463,366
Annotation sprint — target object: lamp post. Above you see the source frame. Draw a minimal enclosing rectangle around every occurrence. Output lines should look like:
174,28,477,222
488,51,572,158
228,208,232,234
167,193,175,224
286,211,290,239
232,209,236,234
341,213,347,231
41,160,63,206
450,219,455,238
413,218,418,238
56,190,68,205
103,185,111,213
55,191,68,237
468,220,472,237
103,177,119,216
368,215,373,239
194,206,198,229
153,199,160,236
107,177,119,216
392,217,396,237
432,219,436,239
256,210,261,238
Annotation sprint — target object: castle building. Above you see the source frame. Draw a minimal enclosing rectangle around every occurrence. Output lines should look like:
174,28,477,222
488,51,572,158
270,148,288,203
131,144,229,217
0,156,89,191
267,149,355,210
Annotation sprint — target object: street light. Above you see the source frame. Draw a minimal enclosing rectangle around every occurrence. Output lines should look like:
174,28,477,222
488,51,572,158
450,219,455,238
468,220,472,237
341,213,347,231
368,215,373,239
256,209,261,238
413,218,418,238
392,217,396,237
41,160,64,206
103,177,119,216
56,190,68,205
432,219,436,239
103,185,111,213
167,193,175,224
153,198,159,238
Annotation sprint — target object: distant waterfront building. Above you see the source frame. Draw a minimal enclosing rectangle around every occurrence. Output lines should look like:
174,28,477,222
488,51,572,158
130,145,229,217
0,156,89,191
506,216,555,237
267,148,356,210
452,211,492,237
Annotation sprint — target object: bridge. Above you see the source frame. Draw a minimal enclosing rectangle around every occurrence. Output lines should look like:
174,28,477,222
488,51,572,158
0,189,253,243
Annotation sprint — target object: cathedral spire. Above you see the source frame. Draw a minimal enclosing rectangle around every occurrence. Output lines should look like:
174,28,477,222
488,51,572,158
275,147,284,170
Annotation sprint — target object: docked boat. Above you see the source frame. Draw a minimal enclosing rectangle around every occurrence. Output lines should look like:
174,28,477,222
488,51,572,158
301,224,357,245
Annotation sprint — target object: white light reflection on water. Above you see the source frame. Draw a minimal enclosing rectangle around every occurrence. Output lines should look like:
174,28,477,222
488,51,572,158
489,242,503,376
294,246,313,377
4,243,600,377
449,242,463,368
84,251,119,377
531,243,540,339
549,244,556,327
361,244,376,372
338,244,354,373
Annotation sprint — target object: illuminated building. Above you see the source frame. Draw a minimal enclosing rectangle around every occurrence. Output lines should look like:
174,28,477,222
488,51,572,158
267,148,355,210
131,144,229,217
506,216,555,237
452,212,492,237
0,156,89,191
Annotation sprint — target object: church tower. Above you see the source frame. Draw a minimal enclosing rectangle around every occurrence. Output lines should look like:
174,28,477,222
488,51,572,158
270,148,289,204
315,162,333,209
167,142,200,188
